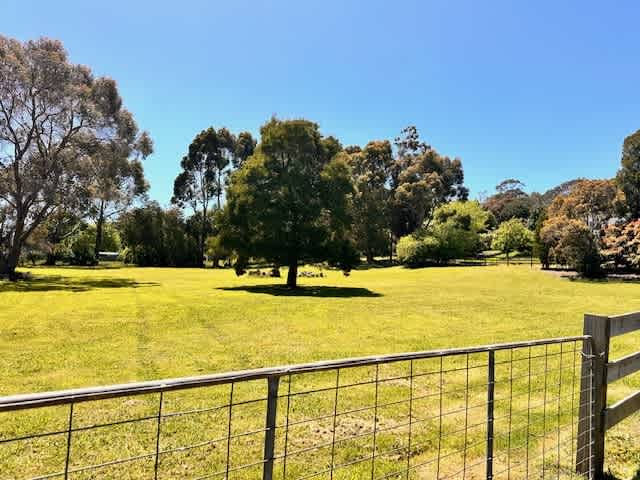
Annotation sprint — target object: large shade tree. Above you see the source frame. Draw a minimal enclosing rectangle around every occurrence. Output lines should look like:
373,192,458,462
0,36,139,277
221,118,358,287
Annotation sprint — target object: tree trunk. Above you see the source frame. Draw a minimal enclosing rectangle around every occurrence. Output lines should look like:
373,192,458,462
199,210,207,268
1,241,22,279
366,251,374,264
45,252,57,266
94,200,105,260
199,235,205,268
287,261,298,288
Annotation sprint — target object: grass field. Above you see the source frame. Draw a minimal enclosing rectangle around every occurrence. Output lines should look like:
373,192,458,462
2,265,640,478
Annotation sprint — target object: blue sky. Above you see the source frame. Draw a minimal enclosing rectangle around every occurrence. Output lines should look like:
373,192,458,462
4,0,640,203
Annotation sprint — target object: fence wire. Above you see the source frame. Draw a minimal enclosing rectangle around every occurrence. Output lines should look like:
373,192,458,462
0,337,594,480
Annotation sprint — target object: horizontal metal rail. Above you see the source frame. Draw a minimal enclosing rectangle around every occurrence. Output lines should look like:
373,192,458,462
0,335,590,412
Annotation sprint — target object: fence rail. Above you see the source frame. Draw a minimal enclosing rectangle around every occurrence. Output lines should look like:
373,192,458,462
0,336,595,480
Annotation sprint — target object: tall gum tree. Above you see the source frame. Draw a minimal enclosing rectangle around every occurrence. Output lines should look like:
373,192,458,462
0,36,140,277
86,107,153,259
172,127,254,266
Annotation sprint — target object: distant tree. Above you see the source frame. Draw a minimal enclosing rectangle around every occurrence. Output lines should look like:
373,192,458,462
491,218,533,261
38,207,85,265
119,202,199,267
601,220,640,271
66,223,121,265
86,108,153,259
541,217,601,276
321,135,343,160
0,36,136,278
483,179,532,224
172,127,231,266
538,178,585,206
546,179,621,232
346,140,394,262
344,145,362,154
391,126,467,237
221,118,358,287
533,209,550,269
616,129,640,218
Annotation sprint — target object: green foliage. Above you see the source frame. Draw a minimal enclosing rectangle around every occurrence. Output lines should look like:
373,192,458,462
390,126,467,237
172,127,244,266
483,179,532,224
491,218,534,256
533,209,550,269
397,200,490,265
540,217,601,277
62,224,121,266
221,118,358,287
0,35,144,276
119,203,199,267
616,129,640,218
346,140,394,261
69,232,97,266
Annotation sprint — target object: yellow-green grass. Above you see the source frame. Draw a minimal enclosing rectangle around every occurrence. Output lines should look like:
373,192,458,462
1,265,640,479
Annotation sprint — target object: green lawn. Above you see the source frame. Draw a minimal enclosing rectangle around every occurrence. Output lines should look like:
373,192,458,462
1,265,640,478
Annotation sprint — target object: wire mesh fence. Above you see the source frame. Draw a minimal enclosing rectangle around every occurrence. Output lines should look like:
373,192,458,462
0,337,594,480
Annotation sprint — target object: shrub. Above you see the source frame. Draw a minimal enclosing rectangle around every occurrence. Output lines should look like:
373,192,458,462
69,233,97,266
397,201,491,266
541,217,601,277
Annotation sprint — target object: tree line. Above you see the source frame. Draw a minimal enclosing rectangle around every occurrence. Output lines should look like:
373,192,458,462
3,35,640,285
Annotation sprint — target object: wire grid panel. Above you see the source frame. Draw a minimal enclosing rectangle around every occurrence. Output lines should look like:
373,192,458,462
0,338,594,480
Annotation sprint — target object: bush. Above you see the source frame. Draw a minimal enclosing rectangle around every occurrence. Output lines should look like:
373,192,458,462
541,217,601,277
397,201,491,266
397,236,434,266
69,233,97,266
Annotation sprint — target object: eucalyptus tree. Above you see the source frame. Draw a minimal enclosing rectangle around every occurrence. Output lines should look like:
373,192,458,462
346,140,394,262
86,108,153,258
173,127,243,265
390,126,467,238
0,35,141,277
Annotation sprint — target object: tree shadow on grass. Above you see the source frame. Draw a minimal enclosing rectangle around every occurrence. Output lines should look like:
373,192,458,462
218,284,382,298
0,275,160,293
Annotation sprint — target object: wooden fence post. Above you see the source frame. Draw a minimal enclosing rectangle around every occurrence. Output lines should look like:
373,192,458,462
576,314,609,479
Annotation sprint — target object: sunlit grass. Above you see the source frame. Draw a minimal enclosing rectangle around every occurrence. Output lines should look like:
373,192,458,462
1,265,640,478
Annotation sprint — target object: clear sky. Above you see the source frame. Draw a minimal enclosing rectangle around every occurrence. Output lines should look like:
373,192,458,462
4,0,640,204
